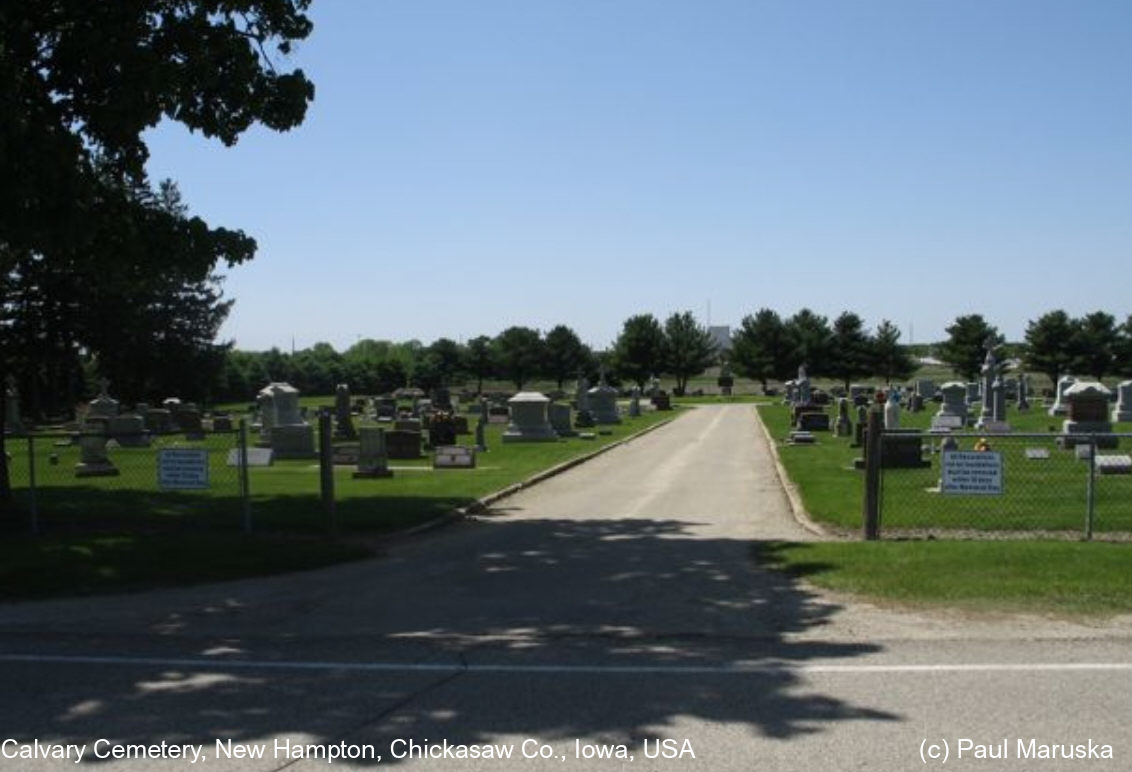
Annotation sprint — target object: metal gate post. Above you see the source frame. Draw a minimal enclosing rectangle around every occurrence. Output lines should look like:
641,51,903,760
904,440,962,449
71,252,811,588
238,420,252,534
863,409,883,540
1085,434,1096,540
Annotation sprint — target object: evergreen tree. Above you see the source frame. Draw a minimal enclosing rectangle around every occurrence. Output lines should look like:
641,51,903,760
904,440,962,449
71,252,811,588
729,309,789,393
827,311,873,391
493,327,544,390
613,314,666,389
663,312,717,396
1022,310,1076,386
1070,311,1118,380
870,320,917,384
939,314,1001,381
543,325,591,390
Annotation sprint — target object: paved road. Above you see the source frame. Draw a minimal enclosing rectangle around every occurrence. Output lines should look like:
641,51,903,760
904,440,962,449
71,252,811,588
1,404,1130,771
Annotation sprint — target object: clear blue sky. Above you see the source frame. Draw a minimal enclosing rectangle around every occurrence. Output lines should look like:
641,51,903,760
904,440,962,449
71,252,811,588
143,0,1132,352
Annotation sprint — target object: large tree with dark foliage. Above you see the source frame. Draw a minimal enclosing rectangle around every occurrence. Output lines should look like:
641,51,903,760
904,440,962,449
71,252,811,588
493,327,544,390
543,325,591,390
1070,311,1119,380
827,311,873,390
938,314,1001,381
730,309,789,393
1023,310,1076,386
663,312,716,396
782,308,833,377
869,319,917,384
613,314,666,389
1,1,315,510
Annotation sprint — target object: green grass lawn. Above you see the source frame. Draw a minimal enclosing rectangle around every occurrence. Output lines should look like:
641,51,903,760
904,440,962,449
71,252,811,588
758,540,1132,617
0,408,676,598
759,401,1132,534
758,399,1132,617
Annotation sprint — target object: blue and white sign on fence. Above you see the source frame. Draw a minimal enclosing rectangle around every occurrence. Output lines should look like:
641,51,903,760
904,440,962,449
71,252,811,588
941,451,1003,495
157,448,210,490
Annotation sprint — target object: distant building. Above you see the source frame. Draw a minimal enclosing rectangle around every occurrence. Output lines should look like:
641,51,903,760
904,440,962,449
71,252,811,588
708,325,731,354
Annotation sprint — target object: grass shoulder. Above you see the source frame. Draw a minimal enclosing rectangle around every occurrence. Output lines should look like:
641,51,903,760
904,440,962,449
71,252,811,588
759,539,1132,618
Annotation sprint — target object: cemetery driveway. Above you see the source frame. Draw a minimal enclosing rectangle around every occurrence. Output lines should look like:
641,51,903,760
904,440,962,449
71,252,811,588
2,404,1131,771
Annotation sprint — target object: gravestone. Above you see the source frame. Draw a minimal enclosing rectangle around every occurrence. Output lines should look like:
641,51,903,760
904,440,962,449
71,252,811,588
475,418,487,452
1048,375,1077,416
86,384,120,428
375,397,398,421
108,413,150,447
934,382,969,429
977,342,999,426
1025,448,1051,460
427,413,458,448
834,398,852,437
576,376,592,413
1112,381,1132,423
965,382,980,407
915,379,937,401
1096,455,1132,475
226,447,274,467
385,429,422,459
334,383,356,439
849,384,871,407
1059,381,1116,449
797,411,830,431
211,415,233,432
331,444,360,466
394,417,422,433
788,430,816,445
976,375,1010,431
257,382,315,458
502,392,558,442
588,377,621,425
145,409,173,434
852,404,868,448
434,445,476,469
883,392,901,430
876,429,930,469
548,403,576,437
354,427,393,478
628,387,642,418
795,365,812,406
652,391,672,411
431,387,453,411
75,426,119,478
174,405,203,434
1017,374,1031,411
4,376,22,434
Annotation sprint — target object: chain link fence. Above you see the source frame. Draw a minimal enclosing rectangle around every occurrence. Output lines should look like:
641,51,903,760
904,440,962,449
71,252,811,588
4,425,251,535
877,432,1132,539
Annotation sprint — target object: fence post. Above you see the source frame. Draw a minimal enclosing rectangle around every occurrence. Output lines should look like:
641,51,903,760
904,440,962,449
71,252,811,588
318,410,336,537
862,408,883,540
1085,434,1096,541
27,436,38,535
238,420,252,534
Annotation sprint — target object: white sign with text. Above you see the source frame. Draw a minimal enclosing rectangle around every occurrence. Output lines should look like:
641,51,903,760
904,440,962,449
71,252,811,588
941,451,1003,495
158,448,211,490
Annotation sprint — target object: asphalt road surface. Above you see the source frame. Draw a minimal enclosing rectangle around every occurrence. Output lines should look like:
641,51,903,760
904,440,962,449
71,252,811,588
2,404,1130,771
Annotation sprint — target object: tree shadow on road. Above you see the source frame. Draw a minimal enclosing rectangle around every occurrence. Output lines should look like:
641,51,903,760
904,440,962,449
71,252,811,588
1,514,899,763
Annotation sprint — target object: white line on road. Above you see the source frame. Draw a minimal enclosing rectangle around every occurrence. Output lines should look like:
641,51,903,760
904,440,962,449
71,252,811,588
1,653,1130,676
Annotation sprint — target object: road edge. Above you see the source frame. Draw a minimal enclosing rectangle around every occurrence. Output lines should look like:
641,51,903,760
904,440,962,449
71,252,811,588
752,404,833,539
